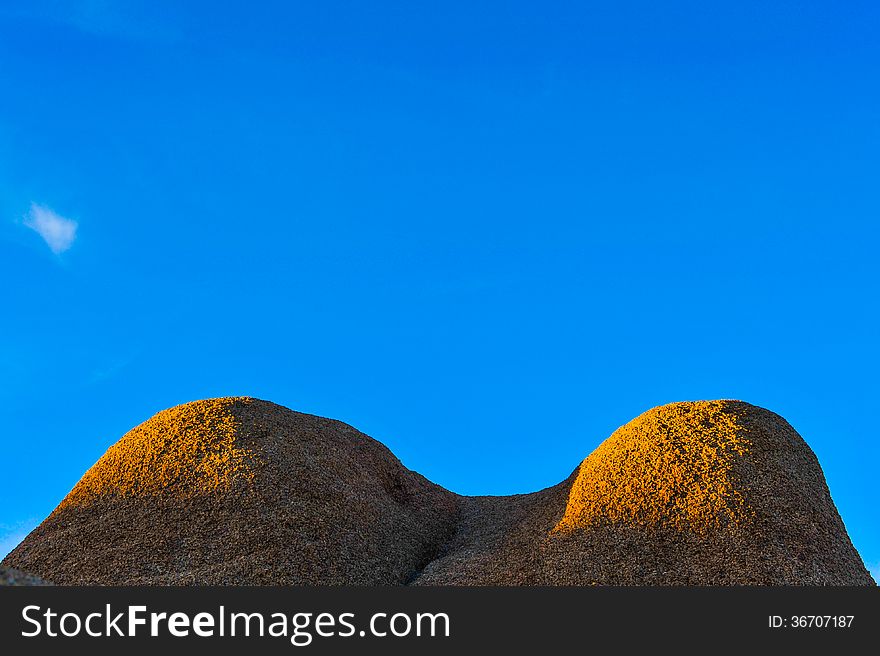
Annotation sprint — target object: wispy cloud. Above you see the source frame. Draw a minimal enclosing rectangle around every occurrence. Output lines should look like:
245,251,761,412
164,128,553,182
0,1,181,43
24,203,78,254
87,353,137,385
0,518,39,560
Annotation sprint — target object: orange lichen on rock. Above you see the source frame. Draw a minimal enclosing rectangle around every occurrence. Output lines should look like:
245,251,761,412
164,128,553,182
58,398,257,509
553,400,754,536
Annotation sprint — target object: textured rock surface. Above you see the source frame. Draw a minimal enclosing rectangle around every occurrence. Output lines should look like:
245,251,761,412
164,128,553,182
3,398,459,584
416,401,874,585
3,398,873,585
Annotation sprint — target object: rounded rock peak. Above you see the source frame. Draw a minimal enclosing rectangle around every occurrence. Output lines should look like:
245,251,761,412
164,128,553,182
554,400,787,535
58,397,265,509
21,396,460,585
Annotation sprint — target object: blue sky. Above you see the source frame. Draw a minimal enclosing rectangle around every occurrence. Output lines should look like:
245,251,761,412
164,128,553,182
1,1,877,576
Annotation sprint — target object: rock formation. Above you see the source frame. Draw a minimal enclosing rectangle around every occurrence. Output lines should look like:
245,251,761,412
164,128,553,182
3,398,873,585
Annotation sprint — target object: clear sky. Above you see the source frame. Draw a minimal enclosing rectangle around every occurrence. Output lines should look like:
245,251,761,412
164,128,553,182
1,1,877,576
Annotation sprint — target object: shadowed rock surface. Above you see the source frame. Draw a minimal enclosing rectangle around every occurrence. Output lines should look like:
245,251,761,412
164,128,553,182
3,398,873,585
3,398,459,585
415,401,873,584
0,566,49,586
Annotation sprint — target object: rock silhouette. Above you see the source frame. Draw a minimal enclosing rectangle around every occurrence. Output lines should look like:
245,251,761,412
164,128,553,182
2,398,873,585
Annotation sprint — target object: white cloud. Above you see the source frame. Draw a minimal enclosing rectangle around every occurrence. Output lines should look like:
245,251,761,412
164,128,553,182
24,203,78,254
